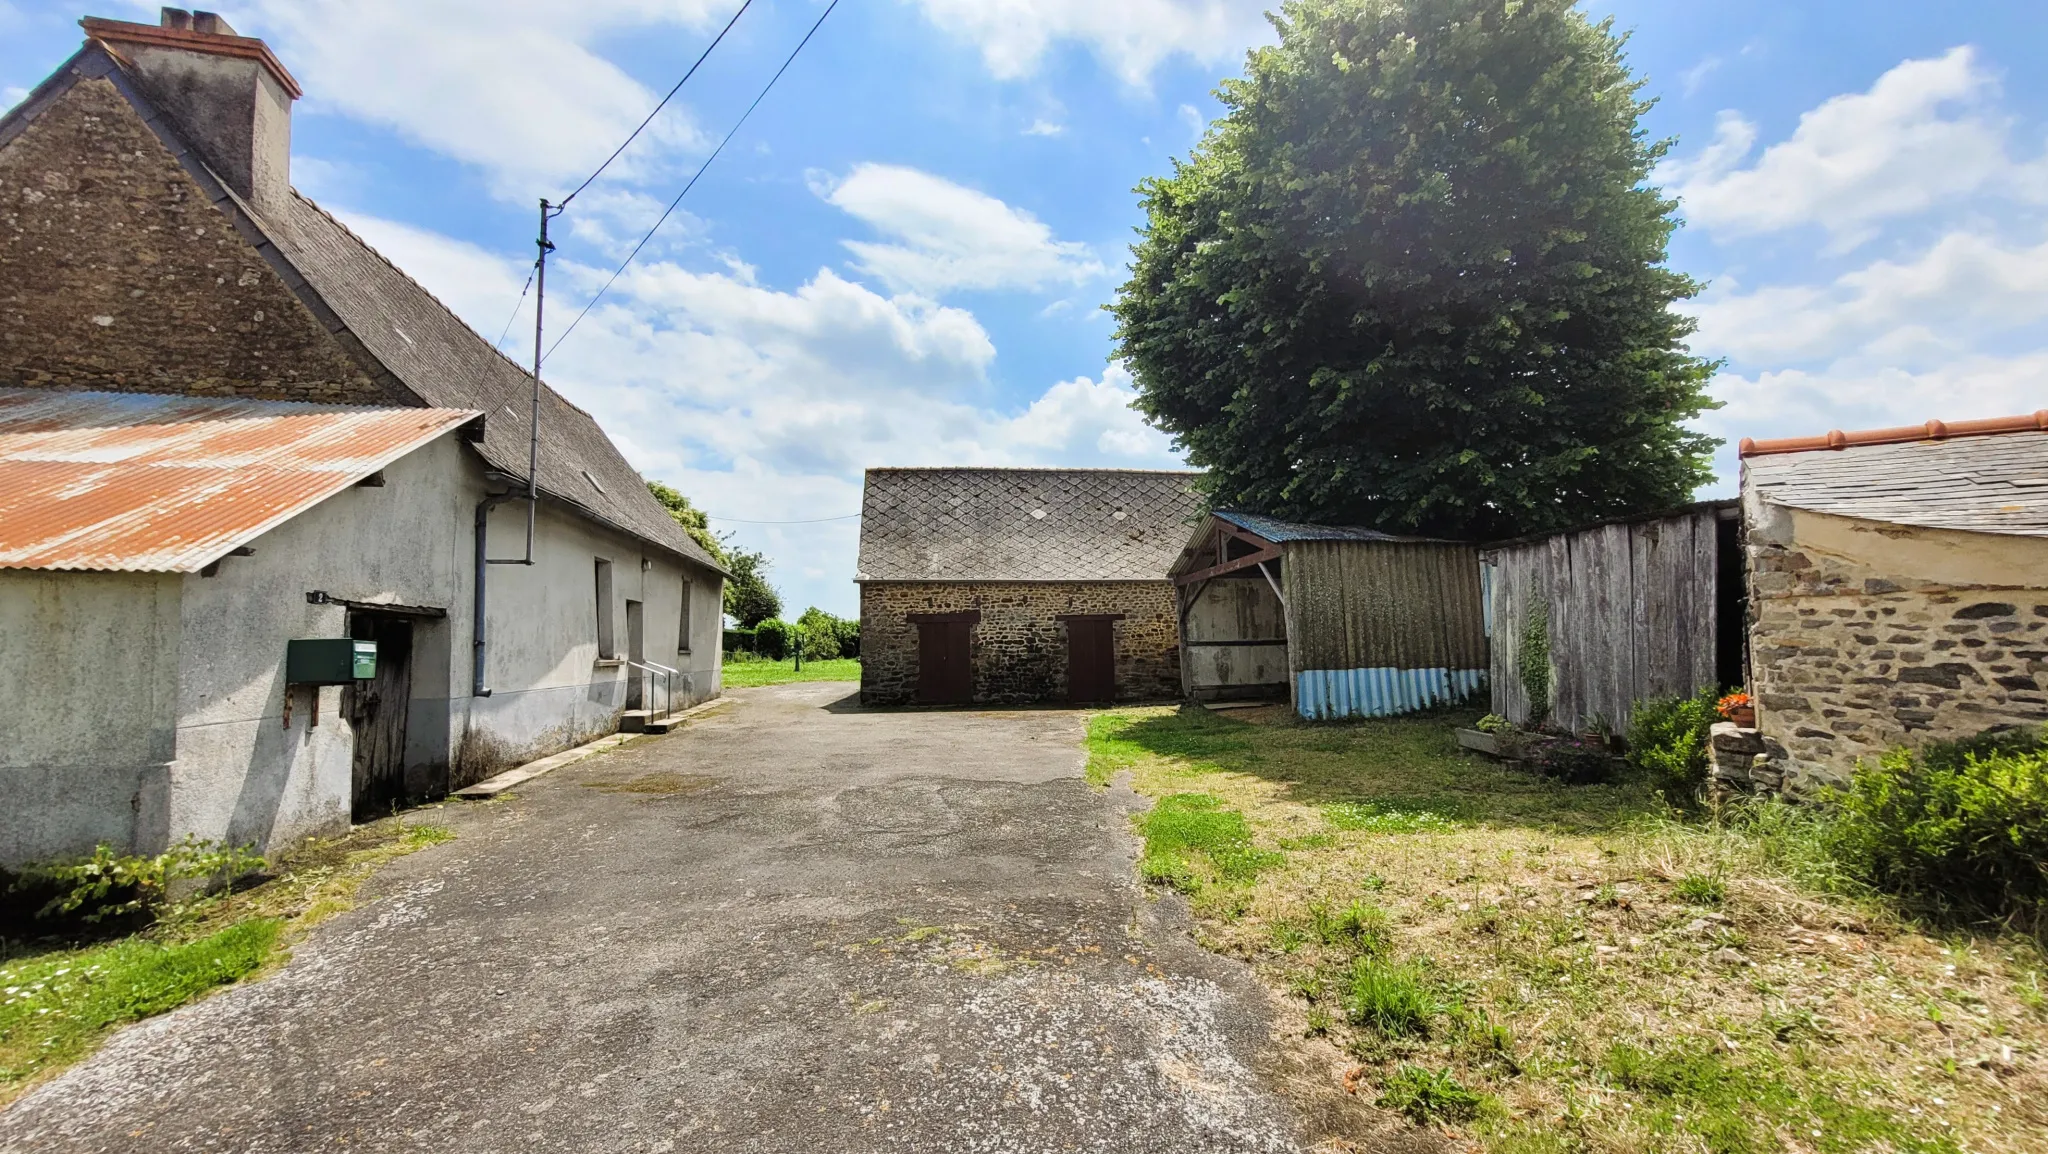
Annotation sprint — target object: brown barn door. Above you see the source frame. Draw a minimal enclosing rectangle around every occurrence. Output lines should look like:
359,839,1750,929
916,619,973,705
1064,616,1118,704
345,612,414,821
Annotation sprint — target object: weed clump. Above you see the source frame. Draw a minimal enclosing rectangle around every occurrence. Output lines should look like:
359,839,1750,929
1376,1064,1488,1125
1626,688,1720,793
1673,872,1727,905
1344,958,1438,1036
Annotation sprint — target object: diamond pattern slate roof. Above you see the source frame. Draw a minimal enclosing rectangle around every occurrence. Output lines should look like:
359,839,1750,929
1744,431,2048,537
858,468,1206,582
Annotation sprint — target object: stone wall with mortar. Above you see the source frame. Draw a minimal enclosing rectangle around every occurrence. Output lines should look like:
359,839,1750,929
860,581,1182,706
1746,501,2048,790
0,77,393,403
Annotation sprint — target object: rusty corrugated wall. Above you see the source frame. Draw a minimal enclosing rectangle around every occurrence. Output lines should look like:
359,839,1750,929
1282,541,1487,718
1486,508,1721,733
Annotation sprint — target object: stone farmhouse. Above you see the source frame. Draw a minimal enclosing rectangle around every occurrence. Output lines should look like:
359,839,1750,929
0,12,726,866
1738,413,2048,789
856,468,1204,706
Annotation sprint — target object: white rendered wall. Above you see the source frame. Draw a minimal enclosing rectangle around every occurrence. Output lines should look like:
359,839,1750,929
0,570,182,864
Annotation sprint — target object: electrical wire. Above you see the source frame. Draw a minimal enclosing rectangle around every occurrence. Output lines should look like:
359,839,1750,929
544,0,841,363
707,512,861,525
492,263,538,349
557,0,755,208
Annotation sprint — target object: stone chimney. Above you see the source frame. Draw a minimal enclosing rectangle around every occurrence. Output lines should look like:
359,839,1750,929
81,8,302,222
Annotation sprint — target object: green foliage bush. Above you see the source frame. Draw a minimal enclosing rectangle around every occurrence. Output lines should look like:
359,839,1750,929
795,607,860,661
8,838,265,925
1824,727,2048,924
751,619,792,661
1626,688,1721,791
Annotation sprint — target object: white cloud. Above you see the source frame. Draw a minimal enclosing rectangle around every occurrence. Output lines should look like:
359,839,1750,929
815,163,1104,295
1024,119,1066,137
1663,48,2017,244
233,0,725,193
1689,230,2048,366
1680,56,1721,97
906,0,1272,85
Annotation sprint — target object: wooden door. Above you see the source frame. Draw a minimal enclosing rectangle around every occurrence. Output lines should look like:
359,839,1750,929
916,620,973,704
344,613,414,821
1066,617,1117,703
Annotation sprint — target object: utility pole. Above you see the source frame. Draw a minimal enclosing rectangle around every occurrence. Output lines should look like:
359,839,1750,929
526,198,561,552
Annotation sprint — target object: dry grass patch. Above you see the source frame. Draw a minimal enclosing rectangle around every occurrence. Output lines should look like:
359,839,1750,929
1088,706,2048,1153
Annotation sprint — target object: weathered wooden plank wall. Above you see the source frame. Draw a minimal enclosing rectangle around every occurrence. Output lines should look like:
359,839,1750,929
1486,510,1720,732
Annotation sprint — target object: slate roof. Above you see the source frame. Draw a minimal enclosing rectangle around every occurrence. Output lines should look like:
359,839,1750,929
2,40,722,575
0,388,478,572
1214,510,1440,545
857,468,1206,582
1744,430,2048,537
266,196,722,573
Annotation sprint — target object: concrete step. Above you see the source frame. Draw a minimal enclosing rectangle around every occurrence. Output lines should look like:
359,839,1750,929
619,709,654,733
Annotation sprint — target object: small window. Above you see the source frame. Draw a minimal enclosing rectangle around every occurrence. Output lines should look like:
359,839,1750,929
595,558,616,658
678,578,693,654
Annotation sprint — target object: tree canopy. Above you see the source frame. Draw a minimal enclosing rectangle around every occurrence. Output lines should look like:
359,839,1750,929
1112,0,1719,539
645,480,781,625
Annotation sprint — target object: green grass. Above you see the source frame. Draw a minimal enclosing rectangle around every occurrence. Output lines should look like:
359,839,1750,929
0,919,279,1090
1086,705,2044,1153
720,657,862,687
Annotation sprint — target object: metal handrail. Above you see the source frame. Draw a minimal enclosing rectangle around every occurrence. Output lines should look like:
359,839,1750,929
626,659,679,717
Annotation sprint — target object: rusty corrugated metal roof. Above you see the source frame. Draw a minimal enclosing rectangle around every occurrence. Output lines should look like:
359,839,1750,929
0,388,479,572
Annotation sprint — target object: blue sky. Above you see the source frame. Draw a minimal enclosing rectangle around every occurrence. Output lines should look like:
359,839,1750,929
5,1,2047,617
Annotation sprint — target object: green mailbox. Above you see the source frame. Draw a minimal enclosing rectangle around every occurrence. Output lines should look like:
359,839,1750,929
287,638,377,684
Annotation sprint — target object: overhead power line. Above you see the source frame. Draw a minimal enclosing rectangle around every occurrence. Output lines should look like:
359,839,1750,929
544,0,842,363
492,264,537,349
558,0,755,208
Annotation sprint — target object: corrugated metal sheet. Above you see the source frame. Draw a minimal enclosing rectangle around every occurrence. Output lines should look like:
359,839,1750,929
1283,540,1488,672
1296,667,1487,721
0,388,479,573
1214,510,1441,545
1484,508,1720,732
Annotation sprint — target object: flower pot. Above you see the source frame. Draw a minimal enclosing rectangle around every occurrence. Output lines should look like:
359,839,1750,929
1723,705,1756,728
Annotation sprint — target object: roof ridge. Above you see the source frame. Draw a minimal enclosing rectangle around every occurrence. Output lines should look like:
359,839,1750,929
864,465,1201,475
286,191,600,423
1741,411,2048,458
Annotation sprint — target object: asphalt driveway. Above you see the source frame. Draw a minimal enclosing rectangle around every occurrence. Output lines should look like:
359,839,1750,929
1,684,1306,1153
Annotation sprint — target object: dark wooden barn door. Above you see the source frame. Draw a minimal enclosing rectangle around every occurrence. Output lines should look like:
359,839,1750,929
1064,617,1117,704
916,620,973,704
345,612,414,821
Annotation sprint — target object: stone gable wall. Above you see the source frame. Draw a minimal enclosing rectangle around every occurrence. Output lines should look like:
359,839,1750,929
0,78,393,404
1747,507,2048,789
860,581,1182,706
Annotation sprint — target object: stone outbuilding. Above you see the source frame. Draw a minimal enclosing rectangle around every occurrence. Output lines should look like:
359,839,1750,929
1739,413,2048,789
856,468,1204,706
0,13,726,865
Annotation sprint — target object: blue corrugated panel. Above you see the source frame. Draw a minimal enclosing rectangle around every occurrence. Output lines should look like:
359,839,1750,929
1295,667,1487,720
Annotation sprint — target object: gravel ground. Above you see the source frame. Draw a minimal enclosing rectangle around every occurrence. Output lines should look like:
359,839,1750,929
0,683,1305,1154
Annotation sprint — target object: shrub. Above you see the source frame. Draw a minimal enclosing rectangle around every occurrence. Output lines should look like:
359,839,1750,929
751,618,792,660
1626,688,1720,791
794,607,860,661
1377,1064,1487,1125
8,837,265,925
1824,727,2048,924
1343,958,1439,1036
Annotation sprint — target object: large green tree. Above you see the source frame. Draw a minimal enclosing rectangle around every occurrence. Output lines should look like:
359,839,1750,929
645,480,780,624
1113,0,1718,538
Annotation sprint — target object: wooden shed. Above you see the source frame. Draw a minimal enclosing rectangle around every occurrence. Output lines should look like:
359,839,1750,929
1481,502,1743,734
1169,512,1488,719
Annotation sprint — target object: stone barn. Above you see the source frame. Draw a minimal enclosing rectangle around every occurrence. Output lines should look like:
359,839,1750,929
1740,413,2048,790
856,468,1204,706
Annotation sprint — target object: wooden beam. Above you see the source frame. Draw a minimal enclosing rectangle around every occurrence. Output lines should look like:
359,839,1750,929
1173,544,1283,586
1256,560,1286,609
